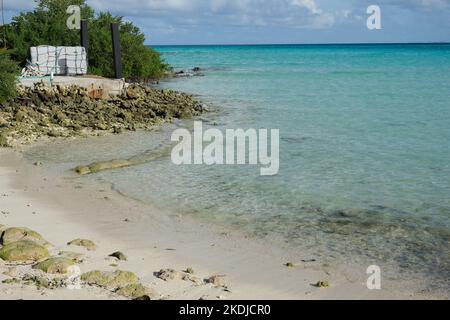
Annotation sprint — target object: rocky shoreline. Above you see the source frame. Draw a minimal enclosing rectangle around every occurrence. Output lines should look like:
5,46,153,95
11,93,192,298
0,82,207,147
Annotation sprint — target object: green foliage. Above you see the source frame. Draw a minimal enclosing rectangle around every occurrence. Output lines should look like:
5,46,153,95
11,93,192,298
0,52,19,103
89,12,168,80
5,0,168,80
6,0,93,65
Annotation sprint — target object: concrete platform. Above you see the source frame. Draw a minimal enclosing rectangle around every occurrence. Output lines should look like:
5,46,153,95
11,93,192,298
19,76,127,99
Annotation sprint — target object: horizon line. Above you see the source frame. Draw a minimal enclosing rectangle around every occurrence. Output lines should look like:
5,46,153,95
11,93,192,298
148,41,450,47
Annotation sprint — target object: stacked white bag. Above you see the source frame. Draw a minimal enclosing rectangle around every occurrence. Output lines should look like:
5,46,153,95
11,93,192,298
29,45,88,75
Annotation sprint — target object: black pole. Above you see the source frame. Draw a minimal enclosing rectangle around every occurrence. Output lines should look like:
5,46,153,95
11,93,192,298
80,20,88,53
80,20,88,68
111,23,123,79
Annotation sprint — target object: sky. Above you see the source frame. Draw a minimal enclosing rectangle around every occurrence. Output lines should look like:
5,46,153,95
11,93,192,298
3,0,450,45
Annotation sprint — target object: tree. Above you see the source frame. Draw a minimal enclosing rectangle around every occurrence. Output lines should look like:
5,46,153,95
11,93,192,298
5,0,168,80
0,51,19,103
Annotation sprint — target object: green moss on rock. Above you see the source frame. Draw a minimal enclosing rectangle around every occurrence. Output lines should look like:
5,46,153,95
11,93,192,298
81,270,139,290
109,251,127,261
316,280,330,288
32,257,75,274
116,283,147,299
74,166,91,175
285,262,295,268
22,274,54,289
75,159,132,175
67,238,96,251
0,240,50,263
58,251,85,263
0,227,52,248
186,267,194,274
2,278,21,284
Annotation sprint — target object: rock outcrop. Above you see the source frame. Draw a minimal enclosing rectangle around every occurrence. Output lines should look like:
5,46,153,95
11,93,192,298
0,83,206,147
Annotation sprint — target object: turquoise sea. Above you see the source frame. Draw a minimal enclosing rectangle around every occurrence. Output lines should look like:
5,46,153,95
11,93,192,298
28,44,450,293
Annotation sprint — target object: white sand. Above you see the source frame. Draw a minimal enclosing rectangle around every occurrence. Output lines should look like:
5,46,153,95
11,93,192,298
0,148,436,300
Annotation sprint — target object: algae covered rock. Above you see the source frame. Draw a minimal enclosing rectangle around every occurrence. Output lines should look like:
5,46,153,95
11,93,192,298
315,280,330,288
116,284,158,300
0,227,52,248
67,238,96,251
58,251,85,263
2,278,20,285
21,274,62,289
185,267,194,274
81,270,139,290
74,166,91,175
0,240,50,263
109,251,127,261
75,159,132,175
285,262,295,268
32,257,75,274
116,283,147,299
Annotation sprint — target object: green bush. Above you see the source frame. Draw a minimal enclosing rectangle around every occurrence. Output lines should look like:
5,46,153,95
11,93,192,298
0,52,19,103
88,13,168,80
5,0,168,80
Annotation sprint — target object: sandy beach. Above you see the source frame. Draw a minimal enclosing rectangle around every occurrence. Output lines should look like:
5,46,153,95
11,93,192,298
1,0,449,304
0,146,438,300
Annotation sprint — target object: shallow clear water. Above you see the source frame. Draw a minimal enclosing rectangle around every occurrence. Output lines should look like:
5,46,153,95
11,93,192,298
27,44,450,293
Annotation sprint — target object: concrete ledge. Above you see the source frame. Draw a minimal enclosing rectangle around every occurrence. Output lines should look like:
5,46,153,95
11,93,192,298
19,76,128,99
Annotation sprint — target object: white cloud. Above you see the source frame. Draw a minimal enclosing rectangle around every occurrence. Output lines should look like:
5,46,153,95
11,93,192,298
86,0,333,29
291,0,322,14
362,0,450,9
4,0,450,41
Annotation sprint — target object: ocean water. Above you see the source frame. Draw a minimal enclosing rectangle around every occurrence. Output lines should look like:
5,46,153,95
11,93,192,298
27,44,450,293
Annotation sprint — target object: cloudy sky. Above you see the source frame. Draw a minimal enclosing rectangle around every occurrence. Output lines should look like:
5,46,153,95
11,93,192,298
3,0,450,45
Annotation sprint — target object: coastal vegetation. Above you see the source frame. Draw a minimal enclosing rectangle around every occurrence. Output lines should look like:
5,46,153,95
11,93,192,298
0,1,203,149
3,0,169,80
0,52,19,104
